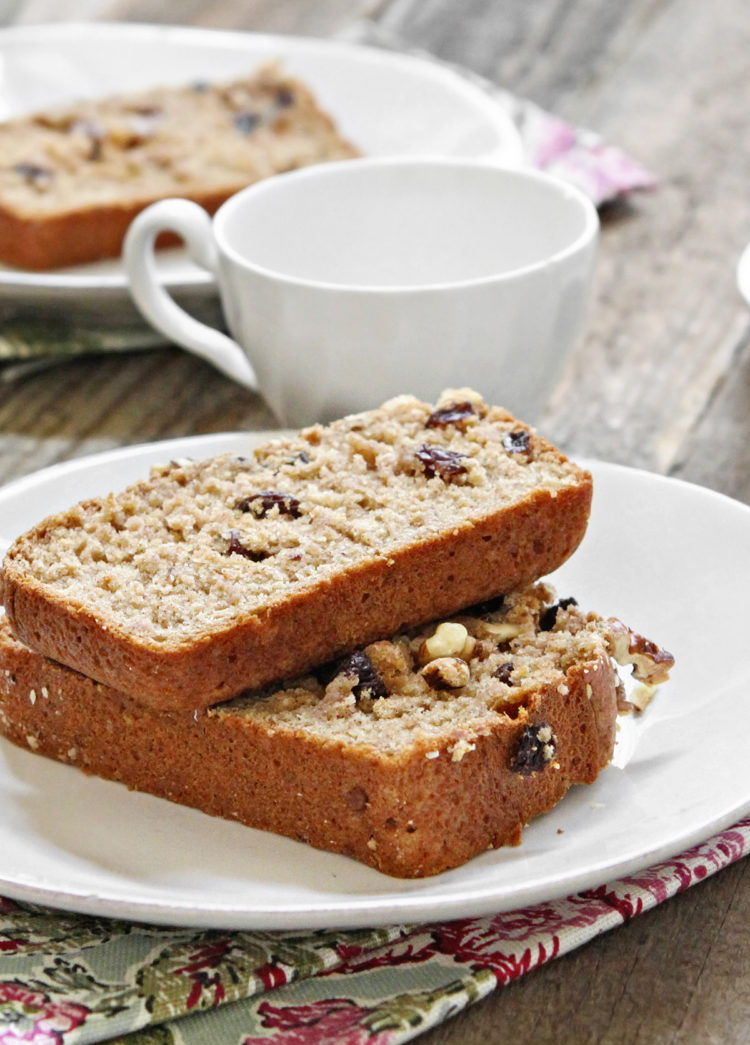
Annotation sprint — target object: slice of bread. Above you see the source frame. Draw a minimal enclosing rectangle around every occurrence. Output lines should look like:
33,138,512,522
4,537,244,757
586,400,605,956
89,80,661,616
0,584,673,878
0,391,593,710
0,63,358,270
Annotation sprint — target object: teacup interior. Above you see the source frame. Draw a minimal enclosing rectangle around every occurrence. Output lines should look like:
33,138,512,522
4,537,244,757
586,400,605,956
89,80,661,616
217,160,594,288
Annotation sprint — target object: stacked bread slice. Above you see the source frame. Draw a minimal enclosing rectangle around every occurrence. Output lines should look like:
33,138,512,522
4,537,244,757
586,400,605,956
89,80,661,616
0,390,673,877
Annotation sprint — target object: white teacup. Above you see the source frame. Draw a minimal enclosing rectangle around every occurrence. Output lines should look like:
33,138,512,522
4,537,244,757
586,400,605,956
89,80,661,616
124,158,598,427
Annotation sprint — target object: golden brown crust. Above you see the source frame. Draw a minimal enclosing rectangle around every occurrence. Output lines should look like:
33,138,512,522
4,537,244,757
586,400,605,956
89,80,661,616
1,479,591,710
0,618,617,878
0,189,232,270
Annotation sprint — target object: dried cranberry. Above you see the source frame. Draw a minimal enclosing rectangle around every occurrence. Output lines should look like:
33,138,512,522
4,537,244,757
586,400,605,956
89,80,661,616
503,429,531,454
415,443,469,481
539,598,578,632
336,650,388,701
235,491,302,518
510,723,557,775
234,111,260,134
225,531,269,561
275,87,295,108
426,401,477,428
466,594,506,618
13,162,53,185
493,661,515,685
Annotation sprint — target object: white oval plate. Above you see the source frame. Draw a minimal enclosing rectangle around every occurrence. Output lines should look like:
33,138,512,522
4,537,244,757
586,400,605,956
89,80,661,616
1,436,749,930
0,22,523,305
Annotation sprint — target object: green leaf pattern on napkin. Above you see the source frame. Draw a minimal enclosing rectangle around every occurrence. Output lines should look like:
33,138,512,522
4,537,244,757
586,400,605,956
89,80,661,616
0,317,163,362
1,819,749,1045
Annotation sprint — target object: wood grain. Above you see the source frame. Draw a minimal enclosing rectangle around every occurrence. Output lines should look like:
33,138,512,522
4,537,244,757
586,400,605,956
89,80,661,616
1,0,749,1040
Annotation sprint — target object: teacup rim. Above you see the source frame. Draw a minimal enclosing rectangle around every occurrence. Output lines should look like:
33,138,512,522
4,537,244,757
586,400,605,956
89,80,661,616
212,156,599,294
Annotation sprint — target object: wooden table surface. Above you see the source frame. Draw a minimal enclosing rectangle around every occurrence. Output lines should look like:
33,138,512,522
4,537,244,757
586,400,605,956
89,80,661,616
1,1,749,1041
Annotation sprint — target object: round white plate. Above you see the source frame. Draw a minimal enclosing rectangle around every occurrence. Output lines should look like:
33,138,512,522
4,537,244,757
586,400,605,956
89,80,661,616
0,22,523,308
0,435,749,930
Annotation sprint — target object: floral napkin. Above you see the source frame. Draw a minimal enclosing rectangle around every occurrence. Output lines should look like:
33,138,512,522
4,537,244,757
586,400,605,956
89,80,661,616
1,818,747,1045
0,28,655,374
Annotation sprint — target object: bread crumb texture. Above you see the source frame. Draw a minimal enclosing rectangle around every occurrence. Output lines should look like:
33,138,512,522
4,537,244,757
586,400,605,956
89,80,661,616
3,391,588,645
216,581,673,756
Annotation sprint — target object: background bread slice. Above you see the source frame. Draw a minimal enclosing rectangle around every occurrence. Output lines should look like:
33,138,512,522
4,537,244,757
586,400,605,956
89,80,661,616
1,392,593,710
0,63,358,271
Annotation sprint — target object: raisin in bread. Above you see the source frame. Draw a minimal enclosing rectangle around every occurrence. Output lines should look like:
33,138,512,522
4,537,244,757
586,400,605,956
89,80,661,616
0,390,593,710
0,63,358,271
0,585,673,878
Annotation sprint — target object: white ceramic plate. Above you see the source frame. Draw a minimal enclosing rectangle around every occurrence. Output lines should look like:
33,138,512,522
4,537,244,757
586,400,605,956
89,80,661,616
1,434,749,930
737,240,750,308
0,22,523,311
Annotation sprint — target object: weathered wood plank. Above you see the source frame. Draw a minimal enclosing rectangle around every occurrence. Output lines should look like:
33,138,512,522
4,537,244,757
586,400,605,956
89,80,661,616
0,349,277,484
416,858,750,1044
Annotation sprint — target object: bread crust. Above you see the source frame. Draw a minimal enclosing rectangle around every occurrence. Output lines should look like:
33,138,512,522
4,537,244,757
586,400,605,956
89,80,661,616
1,478,592,710
0,189,230,271
0,619,617,878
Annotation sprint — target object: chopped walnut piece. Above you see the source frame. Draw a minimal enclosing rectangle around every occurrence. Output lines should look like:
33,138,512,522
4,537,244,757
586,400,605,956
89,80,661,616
365,640,413,691
603,619,675,685
629,683,658,712
418,622,475,664
476,621,521,642
420,657,471,690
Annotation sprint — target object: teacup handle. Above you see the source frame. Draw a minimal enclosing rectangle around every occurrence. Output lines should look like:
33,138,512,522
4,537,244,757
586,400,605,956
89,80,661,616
123,199,257,389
